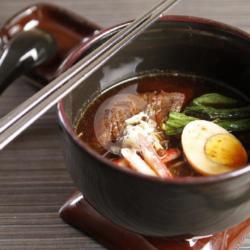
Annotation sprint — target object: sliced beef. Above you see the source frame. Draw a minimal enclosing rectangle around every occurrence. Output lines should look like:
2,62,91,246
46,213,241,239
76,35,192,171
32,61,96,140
95,91,185,150
143,91,185,124
94,94,147,149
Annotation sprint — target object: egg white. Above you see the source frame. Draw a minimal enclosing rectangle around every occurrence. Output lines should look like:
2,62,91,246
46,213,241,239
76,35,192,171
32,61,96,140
181,120,244,175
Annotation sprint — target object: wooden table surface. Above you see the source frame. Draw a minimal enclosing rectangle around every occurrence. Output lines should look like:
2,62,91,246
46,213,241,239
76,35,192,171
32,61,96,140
0,0,249,249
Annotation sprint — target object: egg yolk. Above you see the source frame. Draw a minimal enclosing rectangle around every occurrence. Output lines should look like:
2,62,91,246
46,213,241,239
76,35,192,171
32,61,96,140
205,133,248,168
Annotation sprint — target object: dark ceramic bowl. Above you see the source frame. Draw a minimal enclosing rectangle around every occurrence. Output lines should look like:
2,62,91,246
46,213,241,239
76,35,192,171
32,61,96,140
58,16,250,237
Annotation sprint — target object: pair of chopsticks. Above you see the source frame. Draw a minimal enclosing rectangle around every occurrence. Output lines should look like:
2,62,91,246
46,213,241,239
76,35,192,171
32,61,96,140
0,0,179,150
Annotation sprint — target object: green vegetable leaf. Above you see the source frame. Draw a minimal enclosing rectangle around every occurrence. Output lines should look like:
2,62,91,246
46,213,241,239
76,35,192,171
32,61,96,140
217,118,250,132
164,112,197,136
164,113,250,136
191,93,240,107
184,105,250,120
163,93,250,136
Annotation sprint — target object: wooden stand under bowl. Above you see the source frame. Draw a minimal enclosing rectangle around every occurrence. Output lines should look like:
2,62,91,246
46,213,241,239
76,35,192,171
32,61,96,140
59,191,250,250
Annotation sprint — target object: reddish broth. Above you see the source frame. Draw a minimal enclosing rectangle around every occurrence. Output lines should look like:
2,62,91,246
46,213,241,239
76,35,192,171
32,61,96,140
76,73,249,177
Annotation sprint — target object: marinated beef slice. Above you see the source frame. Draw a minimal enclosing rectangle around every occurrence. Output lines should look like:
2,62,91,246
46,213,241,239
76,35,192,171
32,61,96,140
95,92,185,149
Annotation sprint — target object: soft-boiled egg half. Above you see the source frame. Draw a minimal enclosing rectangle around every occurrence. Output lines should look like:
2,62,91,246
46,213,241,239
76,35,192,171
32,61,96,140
181,120,248,175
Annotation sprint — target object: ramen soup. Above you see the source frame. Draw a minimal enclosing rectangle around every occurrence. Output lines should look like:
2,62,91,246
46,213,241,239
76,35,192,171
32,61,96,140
76,73,250,179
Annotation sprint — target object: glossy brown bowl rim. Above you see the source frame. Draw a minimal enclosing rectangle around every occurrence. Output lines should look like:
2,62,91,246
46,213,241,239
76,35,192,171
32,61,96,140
58,15,250,186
